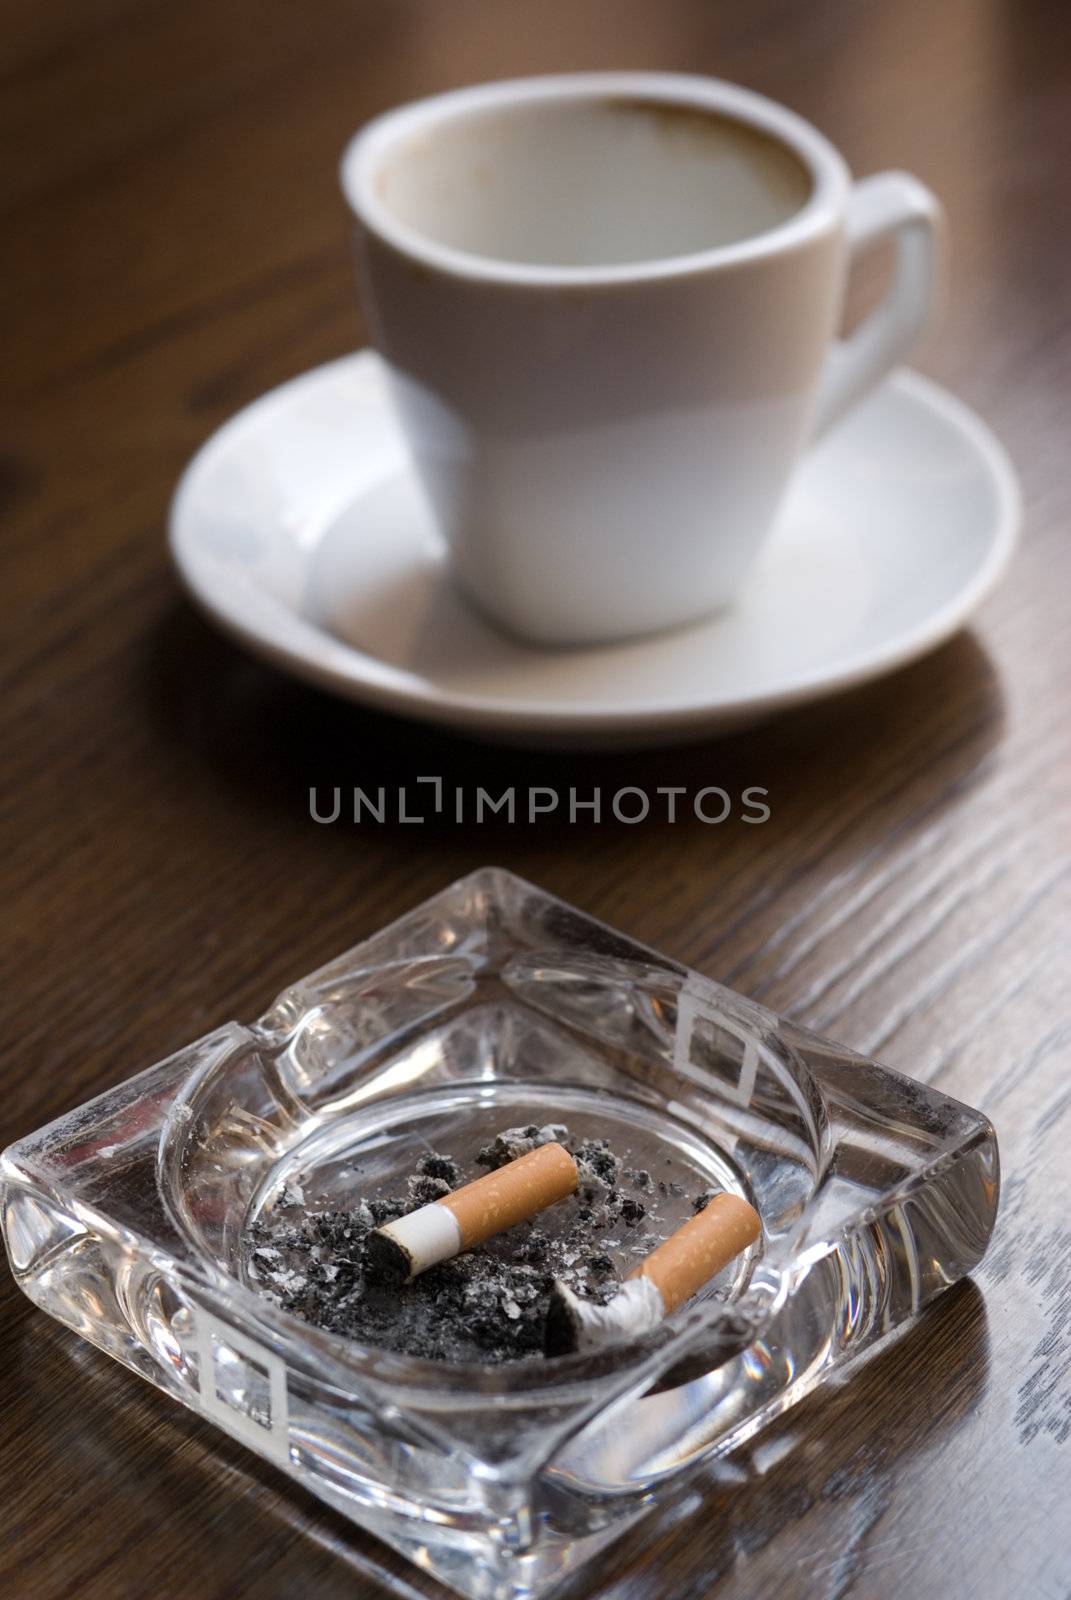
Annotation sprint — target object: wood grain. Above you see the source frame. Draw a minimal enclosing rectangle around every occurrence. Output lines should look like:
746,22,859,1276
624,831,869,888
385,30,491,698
2,1,1070,1596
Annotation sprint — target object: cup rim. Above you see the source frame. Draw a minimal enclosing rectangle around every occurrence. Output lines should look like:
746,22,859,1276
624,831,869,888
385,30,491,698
340,72,850,287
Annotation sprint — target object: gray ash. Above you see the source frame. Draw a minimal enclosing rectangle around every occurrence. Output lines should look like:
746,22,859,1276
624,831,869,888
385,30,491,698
475,1123,568,1169
247,1128,680,1364
418,1155,462,1185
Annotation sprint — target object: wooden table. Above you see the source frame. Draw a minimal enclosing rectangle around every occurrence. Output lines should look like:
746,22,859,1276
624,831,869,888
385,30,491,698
3,1,1070,1595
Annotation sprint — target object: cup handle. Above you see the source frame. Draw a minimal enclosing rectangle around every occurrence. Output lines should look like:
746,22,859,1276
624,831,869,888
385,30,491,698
810,171,945,442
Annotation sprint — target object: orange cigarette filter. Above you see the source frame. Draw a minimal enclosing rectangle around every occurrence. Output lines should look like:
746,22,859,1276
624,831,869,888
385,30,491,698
628,1191,761,1314
440,1141,578,1249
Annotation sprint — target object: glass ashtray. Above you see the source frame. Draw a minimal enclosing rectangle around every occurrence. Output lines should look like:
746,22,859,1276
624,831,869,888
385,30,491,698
1,869,998,1599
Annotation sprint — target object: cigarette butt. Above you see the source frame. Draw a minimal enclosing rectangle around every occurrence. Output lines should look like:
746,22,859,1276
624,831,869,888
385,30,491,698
545,1191,760,1355
628,1192,761,1315
368,1142,578,1285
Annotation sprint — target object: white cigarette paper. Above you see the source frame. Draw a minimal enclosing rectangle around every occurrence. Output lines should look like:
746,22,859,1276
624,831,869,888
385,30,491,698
545,1276,665,1355
371,1201,463,1279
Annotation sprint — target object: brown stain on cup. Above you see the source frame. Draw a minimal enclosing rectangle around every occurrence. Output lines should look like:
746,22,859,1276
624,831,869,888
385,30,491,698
597,96,814,203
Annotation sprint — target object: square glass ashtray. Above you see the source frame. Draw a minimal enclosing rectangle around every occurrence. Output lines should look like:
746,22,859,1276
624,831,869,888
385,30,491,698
1,869,998,1599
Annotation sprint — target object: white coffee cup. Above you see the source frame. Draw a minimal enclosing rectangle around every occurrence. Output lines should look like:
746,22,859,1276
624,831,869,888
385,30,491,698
341,73,942,646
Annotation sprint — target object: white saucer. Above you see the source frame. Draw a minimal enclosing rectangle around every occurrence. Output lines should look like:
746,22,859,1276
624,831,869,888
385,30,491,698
169,352,1019,747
